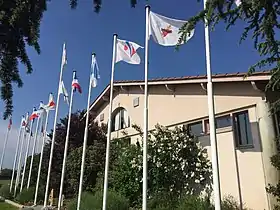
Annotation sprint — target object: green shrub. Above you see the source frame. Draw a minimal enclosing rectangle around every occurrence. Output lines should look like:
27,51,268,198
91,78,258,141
15,187,35,205
221,195,248,210
0,184,13,199
147,192,178,210
176,196,213,210
67,190,129,210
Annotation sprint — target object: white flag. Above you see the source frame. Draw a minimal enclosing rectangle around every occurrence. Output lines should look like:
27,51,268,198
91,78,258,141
149,11,194,46
58,81,69,104
91,54,100,88
62,43,67,67
115,39,143,65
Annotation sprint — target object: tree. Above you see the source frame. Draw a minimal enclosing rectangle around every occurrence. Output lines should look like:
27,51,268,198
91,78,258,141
105,124,212,207
22,111,107,198
178,0,279,107
0,0,47,119
65,143,106,197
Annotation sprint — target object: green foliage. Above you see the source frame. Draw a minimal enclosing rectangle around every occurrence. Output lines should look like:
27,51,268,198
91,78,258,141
41,111,107,198
67,190,129,210
176,195,212,210
107,124,212,207
179,0,279,106
69,0,138,12
0,169,12,180
15,187,36,205
0,0,47,119
66,143,106,196
147,191,178,210
0,202,17,210
221,195,246,210
0,184,12,200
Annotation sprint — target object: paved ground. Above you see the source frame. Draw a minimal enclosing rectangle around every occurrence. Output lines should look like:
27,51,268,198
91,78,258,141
21,205,54,210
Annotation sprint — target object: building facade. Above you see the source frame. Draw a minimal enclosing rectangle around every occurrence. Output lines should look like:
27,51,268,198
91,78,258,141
89,71,280,210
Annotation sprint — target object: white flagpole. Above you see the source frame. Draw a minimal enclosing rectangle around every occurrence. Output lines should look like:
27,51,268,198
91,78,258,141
10,116,24,192
102,33,117,210
44,43,66,207
142,5,150,210
34,110,49,206
57,71,76,210
77,53,95,210
0,122,11,173
14,112,28,197
203,0,221,209
20,108,36,192
27,106,43,189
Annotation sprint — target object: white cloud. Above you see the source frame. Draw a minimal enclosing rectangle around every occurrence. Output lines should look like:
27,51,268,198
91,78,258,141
0,121,44,169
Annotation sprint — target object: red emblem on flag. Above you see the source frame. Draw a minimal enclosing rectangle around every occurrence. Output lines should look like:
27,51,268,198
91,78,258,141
161,25,172,37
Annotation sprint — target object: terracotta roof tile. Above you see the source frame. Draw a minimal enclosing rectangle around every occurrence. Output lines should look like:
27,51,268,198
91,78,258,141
114,70,270,84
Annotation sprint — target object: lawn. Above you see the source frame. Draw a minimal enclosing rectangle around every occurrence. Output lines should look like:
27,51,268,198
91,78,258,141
0,179,10,186
0,202,18,209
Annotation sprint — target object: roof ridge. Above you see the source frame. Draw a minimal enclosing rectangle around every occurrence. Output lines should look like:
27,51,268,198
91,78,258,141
114,70,270,83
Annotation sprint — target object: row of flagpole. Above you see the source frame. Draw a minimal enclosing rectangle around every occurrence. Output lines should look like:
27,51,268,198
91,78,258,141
101,3,222,210
0,1,239,209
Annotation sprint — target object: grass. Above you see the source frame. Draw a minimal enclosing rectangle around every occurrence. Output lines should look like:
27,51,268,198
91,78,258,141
0,202,18,209
0,179,10,186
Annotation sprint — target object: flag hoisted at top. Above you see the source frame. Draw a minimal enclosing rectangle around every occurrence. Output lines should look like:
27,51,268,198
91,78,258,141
115,39,143,64
72,74,82,94
149,11,194,46
62,43,67,68
91,54,100,88
41,93,56,111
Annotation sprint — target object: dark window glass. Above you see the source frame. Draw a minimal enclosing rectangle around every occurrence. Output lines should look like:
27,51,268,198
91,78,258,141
188,122,203,136
233,111,253,146
216,115,232,128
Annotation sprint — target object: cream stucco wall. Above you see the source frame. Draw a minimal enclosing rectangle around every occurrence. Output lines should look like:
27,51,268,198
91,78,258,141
92,81,277,210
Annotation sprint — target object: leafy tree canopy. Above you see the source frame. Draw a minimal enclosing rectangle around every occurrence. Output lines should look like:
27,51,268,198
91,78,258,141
179,0,279,93
22,111,107,198
0,0,47,119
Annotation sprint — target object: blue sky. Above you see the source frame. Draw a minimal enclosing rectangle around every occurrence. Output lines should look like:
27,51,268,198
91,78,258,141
0,0,261,137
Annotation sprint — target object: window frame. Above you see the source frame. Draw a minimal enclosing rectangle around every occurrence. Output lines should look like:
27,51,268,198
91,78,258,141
232,110,253,148
186,121,204,137
111,108,130,132
204,114,232,134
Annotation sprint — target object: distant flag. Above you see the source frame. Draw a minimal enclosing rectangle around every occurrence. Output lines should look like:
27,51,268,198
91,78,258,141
90,53,100,88
30,108,45,121
72,74,82,94
47,93,55,110
21,117,27,128
41,93,56,111
115,39,143,64
8,118,12,130
149,11,194,46
62,43,67,68
59,81,69,104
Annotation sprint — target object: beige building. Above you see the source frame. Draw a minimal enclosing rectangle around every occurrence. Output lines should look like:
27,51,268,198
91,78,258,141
89,71,280,210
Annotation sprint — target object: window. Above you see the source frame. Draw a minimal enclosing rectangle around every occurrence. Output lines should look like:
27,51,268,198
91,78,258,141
111,108,130,131
133,97,139,107
233,111,253,147
187,121,203,136
205,115,232,133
